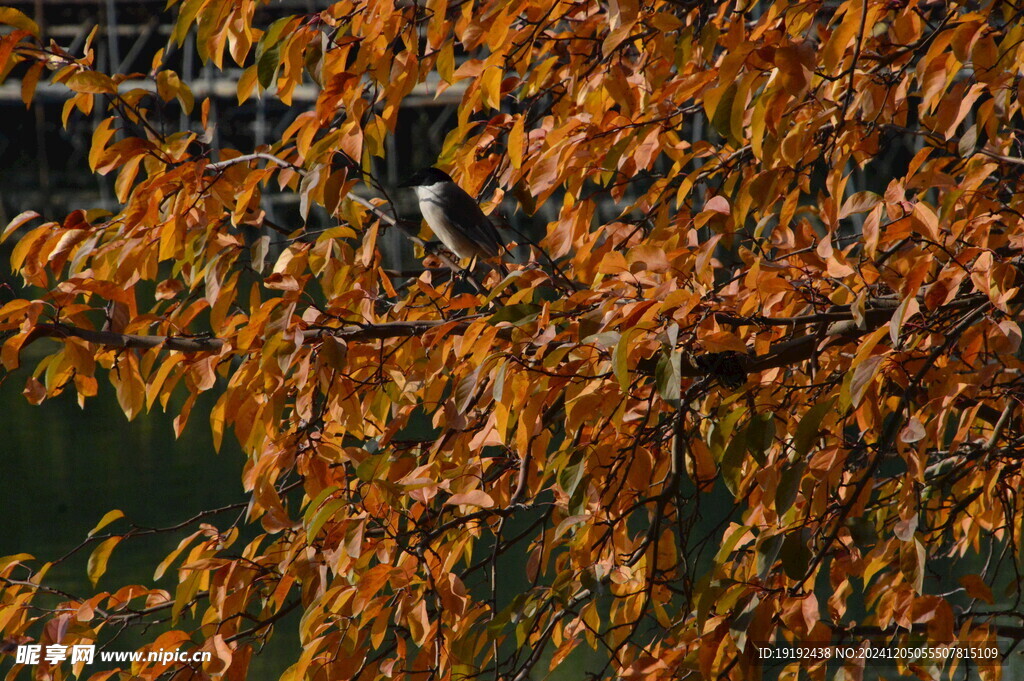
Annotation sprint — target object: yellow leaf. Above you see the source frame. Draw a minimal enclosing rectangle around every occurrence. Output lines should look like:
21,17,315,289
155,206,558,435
145,355,183,411
88,510,124,536
371,606,391,648
407,599,430,646
481,66,501,109
110,356,145,420
237,64,259,103
67,71,116,94
613,327,642,391
87,536,122,586
0,7,39,36
822,3,862,74
10,223,52,273
154,531,203,581
172,569,202,624
436,42,454,83
89,118,116,171
508,116,525,169
911,203,940,240
210,393,226,453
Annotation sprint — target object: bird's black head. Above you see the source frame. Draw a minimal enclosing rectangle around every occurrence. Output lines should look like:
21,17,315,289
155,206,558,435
400,167,454,188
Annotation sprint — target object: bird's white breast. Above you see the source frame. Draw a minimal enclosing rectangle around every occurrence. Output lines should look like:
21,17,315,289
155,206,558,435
414,183,481,258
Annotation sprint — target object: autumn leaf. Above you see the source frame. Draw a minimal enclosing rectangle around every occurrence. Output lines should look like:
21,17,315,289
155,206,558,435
87,537,122,586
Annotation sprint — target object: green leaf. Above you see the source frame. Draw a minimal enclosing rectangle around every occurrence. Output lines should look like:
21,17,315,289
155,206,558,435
845,517,877,547
298,163,322,222
455,364,482,413
792,397,836,458
729,595,760,651
613,328,641,392
307,499,346,540
756,532,783,580
171,0,204,46
776,461,805,515
319,336,348,370
695,574,725,632
484,269,525,304
958,124,978,158
780,530,811,580
493,359,508,402
720,426,748,496
356,454,384,482
714,524,749,564
581,331,620,347
711,407,747,457
257,41,283,89
843,355,883,410
488,303,541,326
302,485,340,526
602,136,632,174
655,351,680,408
558,449,586,498
746,412,775,464
711,81,739,145
254,17,293,88
256,16,293,61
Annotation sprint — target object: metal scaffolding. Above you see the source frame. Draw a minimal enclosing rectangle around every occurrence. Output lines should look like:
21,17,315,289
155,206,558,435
0,0,467,237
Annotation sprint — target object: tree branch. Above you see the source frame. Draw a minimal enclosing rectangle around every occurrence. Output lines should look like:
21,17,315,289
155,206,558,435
205,152,302,172
25,319,480,354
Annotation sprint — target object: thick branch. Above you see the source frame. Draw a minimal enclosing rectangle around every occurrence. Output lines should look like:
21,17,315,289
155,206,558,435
20,289,995,385
26,319,476,353
29,323,225,352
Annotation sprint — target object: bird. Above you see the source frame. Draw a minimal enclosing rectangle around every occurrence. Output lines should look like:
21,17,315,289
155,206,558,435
400,167,505,261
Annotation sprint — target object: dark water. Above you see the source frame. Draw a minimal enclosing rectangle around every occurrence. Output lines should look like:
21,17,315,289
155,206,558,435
0,345,298,676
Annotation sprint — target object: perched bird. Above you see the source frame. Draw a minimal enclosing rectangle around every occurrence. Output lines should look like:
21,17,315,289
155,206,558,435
400,167,505,260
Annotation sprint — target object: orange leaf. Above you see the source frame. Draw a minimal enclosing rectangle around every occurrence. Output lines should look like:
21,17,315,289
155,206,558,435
407,598,430,646
446,490,495,508
959,575,994,604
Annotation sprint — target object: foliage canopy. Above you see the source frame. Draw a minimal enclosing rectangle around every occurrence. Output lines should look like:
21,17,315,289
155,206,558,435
1,0,1024,679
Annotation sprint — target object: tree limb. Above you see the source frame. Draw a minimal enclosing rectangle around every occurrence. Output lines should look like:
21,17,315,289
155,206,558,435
24,319,478,354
